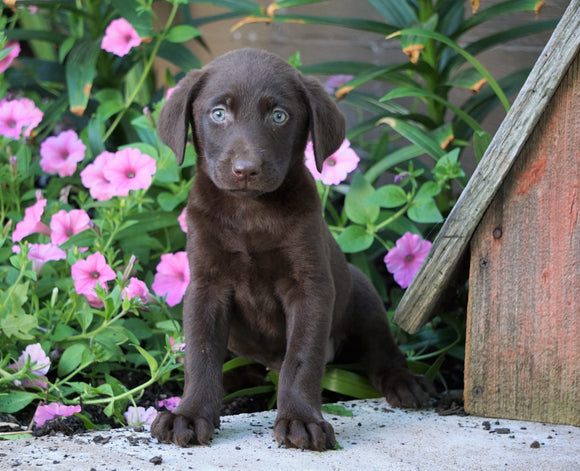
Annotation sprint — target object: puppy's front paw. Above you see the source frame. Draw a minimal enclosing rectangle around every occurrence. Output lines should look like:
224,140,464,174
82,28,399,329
273,417,336,451
151,410,214,447
380,368,434,409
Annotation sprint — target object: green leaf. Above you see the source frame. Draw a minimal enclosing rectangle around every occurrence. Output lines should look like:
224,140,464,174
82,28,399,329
77,306,93,333
473,130,492,162
65,40,100,116
58,343,90,377
222,357,256,373
157,41,201,71
433,148,465,183
460,0,547,33
0,311,37,340
377,210,419,236
116,211,179,239
165,25,201,43
377,117,446,160
381,87,484,133
447,67,485,90
321,404,354,417
408,197,443,224
345,173,380,225
123,318,153,341
133,345,158,376
365,144,424,183
52,323,77,342
192,0,261,14
365,184,408,208
60,229,97,249
390,28,510,112
367,0,417,27
272,14,397,35
114,0,153,37
336,225,374,254
322,368,381,399
0,392,38,414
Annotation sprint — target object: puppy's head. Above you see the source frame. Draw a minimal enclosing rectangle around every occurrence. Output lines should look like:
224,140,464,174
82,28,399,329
158,48,345,197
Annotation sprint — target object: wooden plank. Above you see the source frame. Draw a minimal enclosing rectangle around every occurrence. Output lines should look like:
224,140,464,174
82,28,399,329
393,0,580,333
464,52,580,425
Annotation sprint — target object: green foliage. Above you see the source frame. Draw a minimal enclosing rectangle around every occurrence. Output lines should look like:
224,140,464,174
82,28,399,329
0,0,198,423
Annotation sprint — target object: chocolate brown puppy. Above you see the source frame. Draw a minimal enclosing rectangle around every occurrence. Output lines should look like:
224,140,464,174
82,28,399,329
151,48,431,451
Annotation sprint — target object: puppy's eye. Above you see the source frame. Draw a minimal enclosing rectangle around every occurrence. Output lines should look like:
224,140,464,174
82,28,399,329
271,109,288,125
211,107,226,122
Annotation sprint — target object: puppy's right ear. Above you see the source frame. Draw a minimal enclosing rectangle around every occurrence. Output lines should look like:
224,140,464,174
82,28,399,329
157,70,205,165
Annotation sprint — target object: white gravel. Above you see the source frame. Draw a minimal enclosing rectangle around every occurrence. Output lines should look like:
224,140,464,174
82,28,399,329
1,399,578,471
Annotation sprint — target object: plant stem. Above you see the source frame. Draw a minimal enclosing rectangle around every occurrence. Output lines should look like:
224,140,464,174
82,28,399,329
102,1,180,142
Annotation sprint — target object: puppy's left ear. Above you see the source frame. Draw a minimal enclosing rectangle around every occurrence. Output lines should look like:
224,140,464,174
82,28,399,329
301,76,346,172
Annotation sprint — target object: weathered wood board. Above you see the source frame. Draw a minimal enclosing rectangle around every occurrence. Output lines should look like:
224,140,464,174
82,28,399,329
392,0,580,334
464,52,579,426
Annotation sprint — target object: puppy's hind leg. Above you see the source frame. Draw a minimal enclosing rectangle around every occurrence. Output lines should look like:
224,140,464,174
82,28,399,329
341,265,433,408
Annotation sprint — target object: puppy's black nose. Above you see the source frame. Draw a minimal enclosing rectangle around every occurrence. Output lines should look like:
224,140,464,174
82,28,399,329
232,160,260,180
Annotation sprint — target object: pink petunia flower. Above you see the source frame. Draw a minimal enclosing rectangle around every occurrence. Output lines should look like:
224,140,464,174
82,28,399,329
169,337,186,353
50,209,91,246
0,41,21,73
10,343,51,389
158,396,181,412
152,252,190,307
124,406,157,426
34,403,81,427
71,252,116,306
122,277,150,303
12,191,50,242
101,18,142,57
165,85,178,100
323,74,354,95
27,243,66,274
304,138,360,185
384,232,432,289
79,151,118,201
177,207,187,233
102,147,156,195
39,130,86,177
0,97,43,139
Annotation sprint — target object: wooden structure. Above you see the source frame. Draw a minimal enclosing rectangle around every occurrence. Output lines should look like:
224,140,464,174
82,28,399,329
393,0,579,426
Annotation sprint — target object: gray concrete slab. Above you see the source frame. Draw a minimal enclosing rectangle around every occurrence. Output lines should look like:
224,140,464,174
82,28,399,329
1,399,578,471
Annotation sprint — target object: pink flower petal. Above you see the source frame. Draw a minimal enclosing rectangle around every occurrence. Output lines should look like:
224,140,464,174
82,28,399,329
28,243,66,273
0,41,21,74
39,130,86,177
304,139,359,185
50,209,91,246
152,252,190,307
80,151,117,201
122,277,150,303
101,18,142,57
102,148,156,194
34,403,81,427
10,343,51,390
323,74,354,94
124,406,157,426
384,232,432,289
177,207,188,233
0,97,43,139
12,195,50,242
158,397,181,412
71,252,116,296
